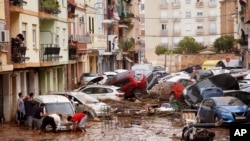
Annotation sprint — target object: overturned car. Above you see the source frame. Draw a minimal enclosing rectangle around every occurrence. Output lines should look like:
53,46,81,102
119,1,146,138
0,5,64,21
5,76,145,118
182,73,239,108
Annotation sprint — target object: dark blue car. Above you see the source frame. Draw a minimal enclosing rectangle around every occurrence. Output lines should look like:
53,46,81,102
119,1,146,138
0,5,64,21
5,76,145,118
197,96,250,123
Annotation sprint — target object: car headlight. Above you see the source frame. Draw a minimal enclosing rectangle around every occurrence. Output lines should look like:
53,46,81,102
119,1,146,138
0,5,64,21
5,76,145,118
218,108,229,113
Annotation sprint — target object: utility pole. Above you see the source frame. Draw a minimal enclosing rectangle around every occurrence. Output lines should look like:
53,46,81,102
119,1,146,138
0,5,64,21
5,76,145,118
170,18,176,73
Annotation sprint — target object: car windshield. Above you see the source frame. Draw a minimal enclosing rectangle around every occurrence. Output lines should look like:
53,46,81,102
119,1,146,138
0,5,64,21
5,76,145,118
215,97,245,106
45,103,74,115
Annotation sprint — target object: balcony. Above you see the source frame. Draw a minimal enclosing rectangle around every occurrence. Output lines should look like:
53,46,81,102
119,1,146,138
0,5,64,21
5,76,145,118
159,3,168,9
244,7,250,23
160,17,168,23
68,47,77,60
40,44,62,61
196,16,204,22
173,30,181,36
196,28,204,35
74,35,91,43
68,0,76,19
172,2,180,9
208,15,217,21
208,2,217,8
12,46,29,63
39,0,61,19
209,30,217,35
160,30,168,35
196,2,204,8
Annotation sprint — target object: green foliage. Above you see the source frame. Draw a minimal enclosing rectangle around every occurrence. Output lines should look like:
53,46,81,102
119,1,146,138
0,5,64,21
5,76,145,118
119,38,134,51
155,44,168,55
213,35,234,53
40,0,60,14
175,36,202,54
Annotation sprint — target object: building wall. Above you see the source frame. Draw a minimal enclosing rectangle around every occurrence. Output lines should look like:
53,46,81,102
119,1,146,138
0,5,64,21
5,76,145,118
145,0,222,64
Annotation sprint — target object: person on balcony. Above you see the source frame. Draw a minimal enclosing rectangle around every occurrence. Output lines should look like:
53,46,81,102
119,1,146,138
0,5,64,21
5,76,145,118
11,33,25,62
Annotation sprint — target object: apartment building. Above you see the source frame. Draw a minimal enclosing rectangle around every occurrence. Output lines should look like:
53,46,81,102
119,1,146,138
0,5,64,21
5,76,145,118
144,0,222,65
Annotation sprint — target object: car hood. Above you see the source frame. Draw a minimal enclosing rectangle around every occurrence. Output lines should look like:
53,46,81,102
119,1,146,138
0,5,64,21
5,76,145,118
216,105,248,112
86,76,104,85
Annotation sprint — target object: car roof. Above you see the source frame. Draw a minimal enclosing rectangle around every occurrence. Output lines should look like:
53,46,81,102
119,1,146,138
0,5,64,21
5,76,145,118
34,94,70,103
50,91,99,102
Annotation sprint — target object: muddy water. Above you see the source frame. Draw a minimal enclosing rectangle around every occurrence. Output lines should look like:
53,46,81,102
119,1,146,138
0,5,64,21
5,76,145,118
0,117,229,141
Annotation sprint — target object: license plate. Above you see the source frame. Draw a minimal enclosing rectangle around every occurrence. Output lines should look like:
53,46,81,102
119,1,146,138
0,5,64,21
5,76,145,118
235,116,246,120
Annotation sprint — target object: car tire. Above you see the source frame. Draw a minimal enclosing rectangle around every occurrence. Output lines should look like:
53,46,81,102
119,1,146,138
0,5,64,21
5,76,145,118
134,88,144,99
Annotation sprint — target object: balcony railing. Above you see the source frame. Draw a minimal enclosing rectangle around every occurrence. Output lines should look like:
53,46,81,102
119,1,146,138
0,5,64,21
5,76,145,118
12,46,29,63
196,16,204,22
159,3,168,9
196,2,204,8
208,2,217,8
160,30,168,35
160,17,168,23
74,35,91,43
40,44,62,61
196,28,204,35
172,2,180,9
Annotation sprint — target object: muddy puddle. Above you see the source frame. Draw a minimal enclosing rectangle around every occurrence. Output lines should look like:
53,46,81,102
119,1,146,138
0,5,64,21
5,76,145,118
0,117,229,141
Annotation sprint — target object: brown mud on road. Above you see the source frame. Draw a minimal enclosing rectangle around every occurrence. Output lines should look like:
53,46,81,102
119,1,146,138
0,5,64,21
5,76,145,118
0,100,230,141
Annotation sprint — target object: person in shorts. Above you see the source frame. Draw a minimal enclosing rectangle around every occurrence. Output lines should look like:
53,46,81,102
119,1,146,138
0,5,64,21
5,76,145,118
67,112,88,133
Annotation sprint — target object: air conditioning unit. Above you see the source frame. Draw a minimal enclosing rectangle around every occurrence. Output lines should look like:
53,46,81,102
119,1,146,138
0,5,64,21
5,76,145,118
79,16,84,24
0,30,9,43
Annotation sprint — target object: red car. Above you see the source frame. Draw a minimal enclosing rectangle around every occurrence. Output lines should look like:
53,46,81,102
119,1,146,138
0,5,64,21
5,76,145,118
105,70,147,100
167,76,195,102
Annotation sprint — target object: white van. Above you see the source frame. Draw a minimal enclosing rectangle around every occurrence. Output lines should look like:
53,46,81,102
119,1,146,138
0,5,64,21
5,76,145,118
33,95,75,131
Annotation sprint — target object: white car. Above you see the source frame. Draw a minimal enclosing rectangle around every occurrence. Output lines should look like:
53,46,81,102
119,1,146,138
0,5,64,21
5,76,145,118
50,91,112,118
99,71,118,84
74,85,125,101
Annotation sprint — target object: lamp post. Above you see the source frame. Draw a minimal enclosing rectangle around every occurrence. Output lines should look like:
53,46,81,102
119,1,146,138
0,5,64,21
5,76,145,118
169,18,176,73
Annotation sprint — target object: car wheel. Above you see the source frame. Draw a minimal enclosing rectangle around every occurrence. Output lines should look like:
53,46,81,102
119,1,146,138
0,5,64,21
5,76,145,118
134,89,143,99
169,92,175,103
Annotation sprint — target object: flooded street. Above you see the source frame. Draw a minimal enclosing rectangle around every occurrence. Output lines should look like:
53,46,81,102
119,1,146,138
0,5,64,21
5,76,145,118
0,116,230,141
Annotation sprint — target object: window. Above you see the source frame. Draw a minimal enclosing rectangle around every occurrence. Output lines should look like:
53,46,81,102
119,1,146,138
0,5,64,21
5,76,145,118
197,25,203,29
161,38,168,48
186,11,191,18
161,0,167,4
174,11,180,19
141,3,144,11
210,22,216,32
186,0,191,4
209,10,216,16
21,23,27,46
197,12,203,17
161,24,167,30
32,24,36,48
161,10,168,19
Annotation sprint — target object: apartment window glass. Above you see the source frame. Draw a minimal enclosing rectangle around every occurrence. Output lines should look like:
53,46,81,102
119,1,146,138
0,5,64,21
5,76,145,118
161,38,168,48
32,25,36,48
161,0,167,4
186,0,191,4
185,23,192,31
186,11,191,18
197,23,203,29
174,11,180,19
161,10,167,19
197,12,203,17
209,10,216,16
21,23,27,46
161,24,167,30
210,22,216,32
141,4,144,11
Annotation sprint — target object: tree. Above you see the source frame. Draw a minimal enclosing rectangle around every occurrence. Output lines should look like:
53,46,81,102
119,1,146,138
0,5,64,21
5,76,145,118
213,35,234,53
175,36,202,54
155,44,168,55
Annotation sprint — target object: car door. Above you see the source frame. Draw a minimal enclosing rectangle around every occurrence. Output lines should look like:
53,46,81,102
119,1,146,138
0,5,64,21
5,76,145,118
199,99,214,122
92,87,108,100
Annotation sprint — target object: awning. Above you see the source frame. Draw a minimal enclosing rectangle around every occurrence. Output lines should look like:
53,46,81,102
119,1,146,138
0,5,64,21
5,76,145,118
125,57,133,63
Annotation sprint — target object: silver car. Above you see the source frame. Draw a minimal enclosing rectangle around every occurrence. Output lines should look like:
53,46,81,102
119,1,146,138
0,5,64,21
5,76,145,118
75,85,124,101
51,91,112,118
